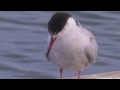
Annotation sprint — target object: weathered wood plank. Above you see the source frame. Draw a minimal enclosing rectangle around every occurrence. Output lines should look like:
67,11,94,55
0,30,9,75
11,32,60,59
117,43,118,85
64,71,120,79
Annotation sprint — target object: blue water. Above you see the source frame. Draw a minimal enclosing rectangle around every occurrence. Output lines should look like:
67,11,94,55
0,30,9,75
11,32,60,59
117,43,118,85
0,11,120,79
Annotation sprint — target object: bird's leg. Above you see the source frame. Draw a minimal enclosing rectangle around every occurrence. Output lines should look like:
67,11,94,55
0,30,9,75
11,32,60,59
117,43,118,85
60,68,62,79
78,70,81,79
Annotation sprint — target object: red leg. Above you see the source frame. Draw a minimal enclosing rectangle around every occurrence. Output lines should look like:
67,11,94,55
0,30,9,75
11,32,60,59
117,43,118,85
78,70,81,79
60,68,62,79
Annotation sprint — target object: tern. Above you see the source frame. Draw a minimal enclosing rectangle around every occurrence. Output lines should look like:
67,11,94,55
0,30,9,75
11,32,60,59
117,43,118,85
45,12,98,79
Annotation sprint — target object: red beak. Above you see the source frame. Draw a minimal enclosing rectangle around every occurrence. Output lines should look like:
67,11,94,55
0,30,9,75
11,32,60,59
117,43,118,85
49,36,58,49
46,36,58,60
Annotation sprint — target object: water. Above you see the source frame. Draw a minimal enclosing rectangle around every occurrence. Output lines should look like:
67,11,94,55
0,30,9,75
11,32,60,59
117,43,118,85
0,11,120,79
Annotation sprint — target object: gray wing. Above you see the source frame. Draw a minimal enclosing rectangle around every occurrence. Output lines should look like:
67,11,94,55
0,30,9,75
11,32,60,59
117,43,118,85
76,21,98,64
84,37,98,64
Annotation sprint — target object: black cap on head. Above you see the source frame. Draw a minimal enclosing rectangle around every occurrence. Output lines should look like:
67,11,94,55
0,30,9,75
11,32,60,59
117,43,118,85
48,12,72,36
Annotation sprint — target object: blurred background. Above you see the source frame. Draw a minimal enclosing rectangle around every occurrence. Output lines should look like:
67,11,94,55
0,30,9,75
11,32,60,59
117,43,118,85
0,11,120,79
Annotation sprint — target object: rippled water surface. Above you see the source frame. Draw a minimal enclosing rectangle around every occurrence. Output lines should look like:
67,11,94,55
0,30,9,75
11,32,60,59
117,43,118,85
0,11,120,79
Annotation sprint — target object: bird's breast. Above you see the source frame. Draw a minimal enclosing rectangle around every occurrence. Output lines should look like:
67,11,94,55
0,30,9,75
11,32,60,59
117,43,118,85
49,29,92,70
